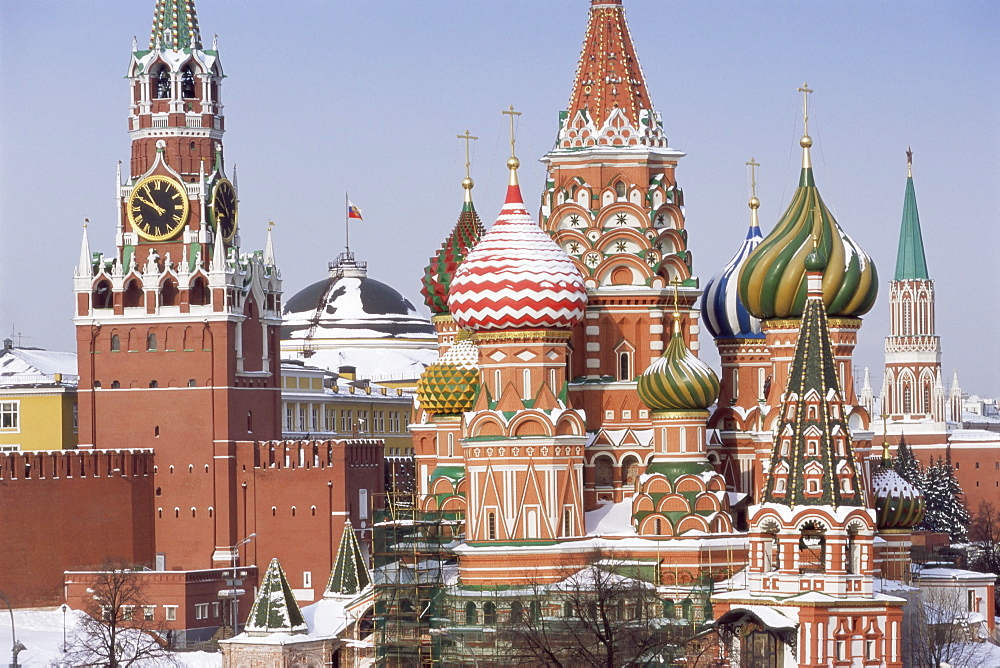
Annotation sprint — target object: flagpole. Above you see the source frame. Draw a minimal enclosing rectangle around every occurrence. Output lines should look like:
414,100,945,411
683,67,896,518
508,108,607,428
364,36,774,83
345,191,350,255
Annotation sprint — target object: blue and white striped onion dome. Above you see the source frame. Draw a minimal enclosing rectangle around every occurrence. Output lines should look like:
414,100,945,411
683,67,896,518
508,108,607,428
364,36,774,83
701,218,764,339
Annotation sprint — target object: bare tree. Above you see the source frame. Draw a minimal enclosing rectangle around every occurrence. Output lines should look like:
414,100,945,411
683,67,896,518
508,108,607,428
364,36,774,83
64,560,175,667
491,555,698,667
901,585,995,668
970,501,1000,610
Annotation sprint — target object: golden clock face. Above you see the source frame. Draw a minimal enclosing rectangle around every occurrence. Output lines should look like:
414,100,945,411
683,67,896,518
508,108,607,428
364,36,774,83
211,178,238,241
127,175,189,241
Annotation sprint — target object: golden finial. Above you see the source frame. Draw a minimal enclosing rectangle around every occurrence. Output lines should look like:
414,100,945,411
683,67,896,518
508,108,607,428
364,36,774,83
267,220,276,231
906,146,913,178
457,130,478,202
83,218,89,228
669,276,683,334
880,412,891,463
501,105,522,186
746,157,761,212
797,83,814,168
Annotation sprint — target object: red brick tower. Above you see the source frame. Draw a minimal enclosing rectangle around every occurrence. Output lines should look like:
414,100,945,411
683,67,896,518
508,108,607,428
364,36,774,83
73,0,283,570
541,0,702,509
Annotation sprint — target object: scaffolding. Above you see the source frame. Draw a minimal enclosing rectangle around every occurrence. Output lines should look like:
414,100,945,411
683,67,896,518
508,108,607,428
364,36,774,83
373,462,462,668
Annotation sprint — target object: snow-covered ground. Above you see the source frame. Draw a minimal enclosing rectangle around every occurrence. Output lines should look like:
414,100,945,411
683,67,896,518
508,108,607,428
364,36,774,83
10,608,221,667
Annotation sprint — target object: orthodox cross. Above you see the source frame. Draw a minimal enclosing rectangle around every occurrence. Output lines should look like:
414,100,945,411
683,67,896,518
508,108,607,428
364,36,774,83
797,82,813,135
746,157,760,199
669,276,683,333
457,130,478,179
501,105,522,158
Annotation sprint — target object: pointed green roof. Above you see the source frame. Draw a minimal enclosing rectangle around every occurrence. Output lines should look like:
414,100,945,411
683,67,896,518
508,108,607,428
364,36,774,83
894,173,929,280
763,285,864,507
326,521,372,597
245,558,308,636
149,0,202,51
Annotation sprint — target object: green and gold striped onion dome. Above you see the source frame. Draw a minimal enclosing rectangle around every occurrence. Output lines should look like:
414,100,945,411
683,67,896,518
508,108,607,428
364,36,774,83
637,326,719,411
416,333,480,415
737,167,877,319
872,467,925,530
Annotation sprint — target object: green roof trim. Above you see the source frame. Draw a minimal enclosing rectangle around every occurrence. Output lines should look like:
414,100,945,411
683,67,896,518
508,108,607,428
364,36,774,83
245,558,308,636
326,521,372,597
429,465,465,483
894,175,930,280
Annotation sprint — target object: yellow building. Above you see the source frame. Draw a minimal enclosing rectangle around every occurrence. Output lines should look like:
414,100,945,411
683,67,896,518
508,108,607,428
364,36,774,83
0,342,78,451
281,360,414,456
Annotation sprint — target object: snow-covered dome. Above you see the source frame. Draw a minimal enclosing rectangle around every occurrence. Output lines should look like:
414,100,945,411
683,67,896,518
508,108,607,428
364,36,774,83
872,467,925,530
448,166,587,331
701,198,764,339
282,254,435,341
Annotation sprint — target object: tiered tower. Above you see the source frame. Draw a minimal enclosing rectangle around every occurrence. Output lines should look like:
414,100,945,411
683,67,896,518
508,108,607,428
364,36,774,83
881,150,946,423
738,86,878,500
541,0,701,473
703,159,769,496
74,0,282,569
715,243,904,668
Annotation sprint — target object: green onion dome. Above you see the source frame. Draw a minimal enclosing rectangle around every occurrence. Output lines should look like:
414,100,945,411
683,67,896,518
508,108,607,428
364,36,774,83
872,466,926,530
637,317,720,411
416,331,480,415
737,138,878,320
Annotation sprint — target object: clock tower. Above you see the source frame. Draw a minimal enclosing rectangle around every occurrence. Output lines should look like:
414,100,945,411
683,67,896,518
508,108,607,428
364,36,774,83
73,0,283,570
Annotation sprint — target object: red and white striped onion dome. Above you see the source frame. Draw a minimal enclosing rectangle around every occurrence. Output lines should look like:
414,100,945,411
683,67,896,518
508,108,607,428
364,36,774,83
448,164,587,331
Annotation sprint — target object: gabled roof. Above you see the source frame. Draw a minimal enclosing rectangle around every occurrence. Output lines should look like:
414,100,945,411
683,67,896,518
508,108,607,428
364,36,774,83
326,521,372,597
894,167,930,281
245,558,308,636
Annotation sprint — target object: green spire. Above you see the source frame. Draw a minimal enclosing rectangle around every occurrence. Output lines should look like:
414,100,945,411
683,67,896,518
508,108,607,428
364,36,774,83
149,0,202,51
326,521,372,597
894,150,929,280
244,558,308,636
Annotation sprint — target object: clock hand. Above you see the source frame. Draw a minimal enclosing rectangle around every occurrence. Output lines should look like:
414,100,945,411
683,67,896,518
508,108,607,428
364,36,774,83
136,195,165,215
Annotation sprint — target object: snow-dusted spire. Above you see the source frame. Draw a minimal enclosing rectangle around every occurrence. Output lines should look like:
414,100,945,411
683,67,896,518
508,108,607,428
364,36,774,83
211,225,226,271
77,221,92,278
264,223,276,266
244,558,307,636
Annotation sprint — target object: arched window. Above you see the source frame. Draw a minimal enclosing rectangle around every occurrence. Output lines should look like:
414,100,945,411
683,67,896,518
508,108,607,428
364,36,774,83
902,301,912,335
93,280,113,309
149,380,158,388
147,333,157,351
465,602,478,626
181,66,196,98
487,512,497,540
189,277,210,306
529,601,542,622
619,351,631,381
563,601,573,617
594,456,614,486
154,67,170,99
846,527,860,575
123,280,143,308
483,602,497,627
615,181,626,198
110,335,121,352
798,521,826,573
160,281,178,307
902,384,913,414
509,601,523,623
923,384,932,415
111,380,121,389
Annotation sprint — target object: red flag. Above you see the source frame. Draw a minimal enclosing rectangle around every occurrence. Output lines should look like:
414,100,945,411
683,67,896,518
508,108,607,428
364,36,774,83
347,200,363,221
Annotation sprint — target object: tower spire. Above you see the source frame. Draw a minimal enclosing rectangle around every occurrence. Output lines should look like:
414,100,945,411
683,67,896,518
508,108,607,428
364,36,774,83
894,147,929,280
77,220,92,278
150,0,202,51
567,0,653,130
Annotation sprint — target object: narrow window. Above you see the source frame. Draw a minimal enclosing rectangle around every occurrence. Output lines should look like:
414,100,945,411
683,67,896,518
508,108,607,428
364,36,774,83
487,512,497,540
181,67,196,98
154,68,170,99
147,333,157,351
465,602,478,625
110,335,121,352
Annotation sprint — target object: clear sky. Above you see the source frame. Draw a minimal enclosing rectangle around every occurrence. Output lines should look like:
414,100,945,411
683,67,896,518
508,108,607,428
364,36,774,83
1,1,997,396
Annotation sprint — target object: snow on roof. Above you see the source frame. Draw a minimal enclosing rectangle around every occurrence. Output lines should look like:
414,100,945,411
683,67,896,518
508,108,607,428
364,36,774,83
301,595,353,638
284,347,438,383
0,348,78,386
585,496,637,536
917,567,998,582
724,604,798,630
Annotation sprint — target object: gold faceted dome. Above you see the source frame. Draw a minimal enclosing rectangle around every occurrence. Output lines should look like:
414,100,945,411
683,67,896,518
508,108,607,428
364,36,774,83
416,334,480,415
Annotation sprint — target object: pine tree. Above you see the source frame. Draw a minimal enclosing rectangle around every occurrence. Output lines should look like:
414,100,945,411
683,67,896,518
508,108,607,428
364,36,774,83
918,450,971,543
920,457,949,535
893,435,924,488
941,445,970,542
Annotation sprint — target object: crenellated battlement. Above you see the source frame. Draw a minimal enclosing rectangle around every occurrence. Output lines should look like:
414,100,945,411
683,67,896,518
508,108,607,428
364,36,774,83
250,438,382,470
0,448,153,481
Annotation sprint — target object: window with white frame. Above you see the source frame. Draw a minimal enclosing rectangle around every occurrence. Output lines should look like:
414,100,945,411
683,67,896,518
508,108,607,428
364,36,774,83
298,405,307,431
285,404,294,431
194,603,209,620
143,606,155,621
357,410,368,433
340,410,353,432
0,401,19,431
311,406,319,432
164,605,177,621
389,411,400,433
373,411,385,433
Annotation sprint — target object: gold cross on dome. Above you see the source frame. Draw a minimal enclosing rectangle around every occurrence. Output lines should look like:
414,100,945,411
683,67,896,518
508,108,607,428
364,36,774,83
669,276,683,313
746,157,760,199
797,83,814,135
457,130,478,179
268,219,276,231
501,105,522,159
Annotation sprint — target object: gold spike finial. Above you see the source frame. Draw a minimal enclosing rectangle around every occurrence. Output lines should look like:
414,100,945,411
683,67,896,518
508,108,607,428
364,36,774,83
457,130,478,202
267,220,276,230
84,218,89,229
501,105,522,186
746,157,761,213
669,276,683,334
797,83,814,168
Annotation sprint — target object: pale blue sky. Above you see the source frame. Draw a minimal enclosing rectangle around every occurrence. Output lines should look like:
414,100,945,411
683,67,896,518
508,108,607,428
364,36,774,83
1,1,997,395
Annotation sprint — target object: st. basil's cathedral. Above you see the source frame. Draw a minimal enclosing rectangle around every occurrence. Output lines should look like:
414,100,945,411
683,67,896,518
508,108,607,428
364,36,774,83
0,0,993,666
